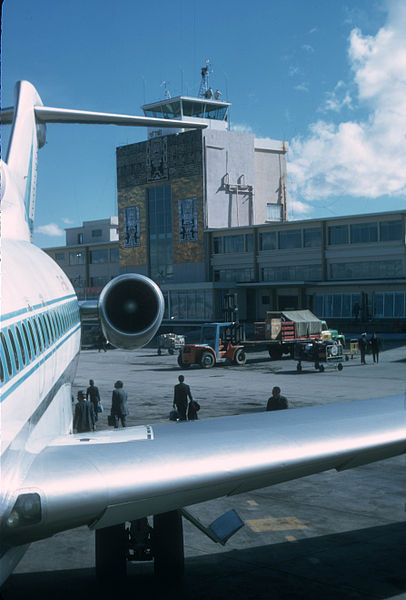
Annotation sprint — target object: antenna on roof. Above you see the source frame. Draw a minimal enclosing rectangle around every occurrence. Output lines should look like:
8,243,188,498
160,81,171,99
198,59,212,97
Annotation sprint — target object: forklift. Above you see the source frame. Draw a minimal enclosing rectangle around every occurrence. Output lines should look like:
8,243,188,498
177,294,246,369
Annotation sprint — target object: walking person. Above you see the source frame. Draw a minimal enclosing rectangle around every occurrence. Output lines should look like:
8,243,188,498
86,379,101,421
73,391,96,433
359,333,368,365
266,386,288,411
97,333,107,352
370,332,380,363
173,375,193,422
111,380,128,428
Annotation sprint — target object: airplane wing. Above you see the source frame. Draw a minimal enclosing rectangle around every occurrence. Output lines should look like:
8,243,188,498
3,394,405,548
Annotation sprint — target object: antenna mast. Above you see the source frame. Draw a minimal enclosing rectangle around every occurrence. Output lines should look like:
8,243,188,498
198,59,212,98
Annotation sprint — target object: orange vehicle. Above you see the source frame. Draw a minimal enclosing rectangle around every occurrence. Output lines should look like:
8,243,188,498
178,322,246,369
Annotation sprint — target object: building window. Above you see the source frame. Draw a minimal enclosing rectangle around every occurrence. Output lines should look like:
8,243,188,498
77,233,84,244
55,252,65,261
166,289,213,320
69,251,85,265
261,264,321,282
123,206,141,247
92,229,102,238
313,293,361,318
304,228,321,248
178,197,198,242
329,260,402,280
266,204,282,221
110,247,119,263
213,237,223,254
350,222,378,243
213,268,254,283
328,225,348,245
245,234,253,252
279,229,302,249
224,235,245,253
148,185,173,281
90,249,108,264
374,292,406,318
379,220,403,241
260,231,277,251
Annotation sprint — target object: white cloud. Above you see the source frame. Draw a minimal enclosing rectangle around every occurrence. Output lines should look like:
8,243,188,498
302,44,314,53
294,82,309,93
323,81,353,112
288,0,406,203
35,223,65,237
231,123,254,134
62,217,74,225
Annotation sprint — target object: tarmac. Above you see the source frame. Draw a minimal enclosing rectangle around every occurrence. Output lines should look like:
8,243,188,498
2,340,406,600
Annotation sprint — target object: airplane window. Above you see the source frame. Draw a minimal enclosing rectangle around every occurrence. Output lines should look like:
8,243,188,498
21,322,33,362
15,326,26,366
39,316,48,347
33,319,43,352
8,329,20,371
42,313,51,344
27,320,38,356
50,311,58,338
1,332,12,376
0,356,4,383
55,311,62,336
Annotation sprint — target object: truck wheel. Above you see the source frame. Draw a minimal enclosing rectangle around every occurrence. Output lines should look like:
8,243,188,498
337,363,343,371
177,355,190,368
200,351,215,368
233,349,246,366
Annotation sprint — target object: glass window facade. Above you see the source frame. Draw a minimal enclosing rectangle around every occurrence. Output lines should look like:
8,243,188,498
213,237,223,254
329,260,402,280
304,228,321,248
313,293,362,318
260,231,277,250
165,289,214,320
261,264,322,282
374,292,406,317
214,268,254,283
328,225,348,245
90,249,108,264
379,220,403,241
279,229,302,249
69,251,85,265
148,185,173,281
350,222,378,243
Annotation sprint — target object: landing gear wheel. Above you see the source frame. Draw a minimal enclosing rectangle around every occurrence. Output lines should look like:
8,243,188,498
296,363,302,372
200,351,215,369
177,355,190,368
319,364,325,372
337,363,343,371
153,510,184,581
95,524,126,583
233,349,246,366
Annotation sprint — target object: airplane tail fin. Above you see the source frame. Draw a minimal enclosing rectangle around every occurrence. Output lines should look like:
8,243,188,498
2,81,45,241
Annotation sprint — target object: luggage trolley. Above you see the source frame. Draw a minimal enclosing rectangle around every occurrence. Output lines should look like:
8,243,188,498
294,339,344,373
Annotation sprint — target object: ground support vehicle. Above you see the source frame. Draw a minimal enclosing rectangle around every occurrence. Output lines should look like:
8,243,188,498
343,338,359,361
294,340,344,372
321,320,346,346
178,322,246,369
245,310,324,360
157,333,185,355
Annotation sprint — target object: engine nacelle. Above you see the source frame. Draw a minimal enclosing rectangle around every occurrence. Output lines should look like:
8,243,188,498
98,274,164,350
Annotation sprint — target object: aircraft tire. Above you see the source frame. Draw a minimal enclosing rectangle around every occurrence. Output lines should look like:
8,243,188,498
233,348,246,366
95,523,127,582
200,351,215,368
153,510,184,580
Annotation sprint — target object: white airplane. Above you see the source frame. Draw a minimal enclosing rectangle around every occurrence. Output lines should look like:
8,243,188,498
1,81,406,586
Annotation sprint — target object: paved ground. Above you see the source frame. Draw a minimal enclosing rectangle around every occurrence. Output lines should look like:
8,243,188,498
2,341,406,599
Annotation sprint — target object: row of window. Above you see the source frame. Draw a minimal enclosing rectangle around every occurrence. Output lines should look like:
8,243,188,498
214,268,255,283
163,289,214,321
313,292,406,319
213,219,403,254
0,300,80,384
329,260,403,280
261,264,322,282
55,248,119,265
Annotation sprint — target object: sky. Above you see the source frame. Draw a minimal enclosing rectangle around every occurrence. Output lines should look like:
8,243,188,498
2,0,406,248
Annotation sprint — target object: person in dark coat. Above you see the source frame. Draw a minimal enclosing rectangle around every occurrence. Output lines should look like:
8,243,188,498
73,391,96,433
86,379,101,421
359,333,368,365
266,386,288,411
173,375,193,421
111,380,128,428
187,399,200,421
370,332,380,363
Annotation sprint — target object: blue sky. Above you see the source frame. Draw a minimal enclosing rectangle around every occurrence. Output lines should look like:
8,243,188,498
2,0,405,248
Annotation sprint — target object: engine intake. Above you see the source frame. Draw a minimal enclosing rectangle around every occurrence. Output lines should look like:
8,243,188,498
98,274,164,350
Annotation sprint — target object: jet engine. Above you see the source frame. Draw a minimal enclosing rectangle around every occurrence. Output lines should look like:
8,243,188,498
98,274,165,350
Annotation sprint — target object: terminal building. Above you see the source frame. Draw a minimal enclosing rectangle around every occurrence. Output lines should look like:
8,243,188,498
45,67,406,332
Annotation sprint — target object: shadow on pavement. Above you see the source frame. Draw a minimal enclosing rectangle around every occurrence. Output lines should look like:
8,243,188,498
3,522,406,600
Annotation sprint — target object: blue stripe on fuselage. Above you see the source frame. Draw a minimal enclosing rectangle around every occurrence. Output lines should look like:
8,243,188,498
1,294,77,323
